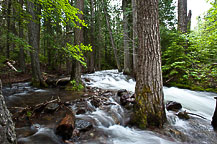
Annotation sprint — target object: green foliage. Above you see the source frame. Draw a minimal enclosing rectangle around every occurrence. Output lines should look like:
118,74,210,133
65,80,84,91
161,0,217,92
39,0,87,28
63,43,92,67
26,111,32,117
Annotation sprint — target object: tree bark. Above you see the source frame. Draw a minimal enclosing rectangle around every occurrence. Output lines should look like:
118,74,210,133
19,0,25,72
178,0,191,33
123,0,131,74
27,0,44,86
0,80,16,144
134,0,166,129
87,0,95,73
71,0,84,82
132,0,137,78
103,0,122,72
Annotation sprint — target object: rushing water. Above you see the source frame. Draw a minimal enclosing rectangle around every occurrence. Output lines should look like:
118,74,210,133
82,69,217,144
2,69,217,144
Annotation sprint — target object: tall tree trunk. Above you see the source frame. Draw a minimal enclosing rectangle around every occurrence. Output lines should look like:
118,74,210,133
103,0,121,72
87,0,95,73
123,0,131,75
178,0,191,33
132,0,137,78
19,0,25,72
6,0,11,59
134,0,166,129
0,80,16,144
71,0,84,82
27,0,44,86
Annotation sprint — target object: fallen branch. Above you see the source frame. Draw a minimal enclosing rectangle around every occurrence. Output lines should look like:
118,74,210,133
5,60,18,72
186,112,207,120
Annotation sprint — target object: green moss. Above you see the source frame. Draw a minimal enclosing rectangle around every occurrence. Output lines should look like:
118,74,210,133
65,80,84,91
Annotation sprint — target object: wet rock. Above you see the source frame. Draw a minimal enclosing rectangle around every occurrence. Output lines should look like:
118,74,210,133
44,103,59,113
76,109,86,115
56,77,70,86
117,89,128,97
166,101,182,111
83,78,90,83
90,98,101,108
212,97,217,130
75,119,93,132
177,111,190,120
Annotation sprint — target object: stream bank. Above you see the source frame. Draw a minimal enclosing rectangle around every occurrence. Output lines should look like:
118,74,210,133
2,70,217,144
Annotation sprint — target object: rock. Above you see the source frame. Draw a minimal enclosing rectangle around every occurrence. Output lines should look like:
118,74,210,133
90,98,101,108
44,103,59,113
56,77,70,86
84,78,90,82
56,114,75,140
75,119,93,132
117,89,128,97
76,109,86,115
166,101,182,111
211,97,217,130
177,111,190,120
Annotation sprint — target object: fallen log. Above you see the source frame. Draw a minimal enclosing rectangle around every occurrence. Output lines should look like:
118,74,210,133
56,114,75,140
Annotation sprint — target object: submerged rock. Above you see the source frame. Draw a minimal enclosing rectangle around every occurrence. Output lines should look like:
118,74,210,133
176,111,190,120
166,101,182,111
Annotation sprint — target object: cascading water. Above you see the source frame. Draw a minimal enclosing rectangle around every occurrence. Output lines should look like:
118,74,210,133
3,70,217,143
82,69,217,144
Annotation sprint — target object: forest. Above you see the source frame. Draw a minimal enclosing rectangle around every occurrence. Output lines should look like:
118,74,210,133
0,0,217,144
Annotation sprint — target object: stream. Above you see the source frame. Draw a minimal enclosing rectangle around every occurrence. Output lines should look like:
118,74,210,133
2,69,217,144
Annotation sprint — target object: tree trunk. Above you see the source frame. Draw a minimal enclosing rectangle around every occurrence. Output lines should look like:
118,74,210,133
6,0,11,59
19,0,25,72
178,0,191,33
103,0,122,72
27,0,44,86
0,80,16,144
71,0,84,82
123,0,131,75
88,0,95,73
134,0,166,129
132,0,137,78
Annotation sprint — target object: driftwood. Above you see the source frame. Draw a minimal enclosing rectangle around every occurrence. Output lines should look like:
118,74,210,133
5,60,18,72
56,114,75,140
12,98,61,120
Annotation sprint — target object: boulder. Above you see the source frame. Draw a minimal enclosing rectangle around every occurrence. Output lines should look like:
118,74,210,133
75,119,93,132
211,97,217,130
117,89,128,97
166,101,182,111
177,111,190,120
44,103,59,113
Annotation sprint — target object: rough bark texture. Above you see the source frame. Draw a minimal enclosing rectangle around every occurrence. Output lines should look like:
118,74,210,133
134,0,166,129
178,0,191,33
27,0,44,86
0,80,16,144
103,0,122,72
132,0,137,78
71,0,84,82
123,0,131,74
